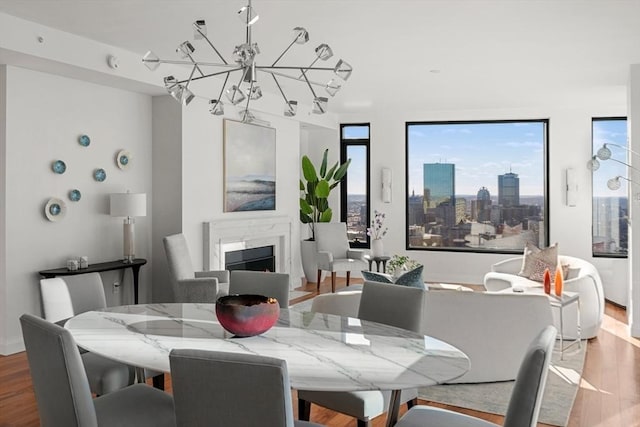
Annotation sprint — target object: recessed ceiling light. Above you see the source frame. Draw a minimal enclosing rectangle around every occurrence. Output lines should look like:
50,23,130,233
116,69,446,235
429,69,441,74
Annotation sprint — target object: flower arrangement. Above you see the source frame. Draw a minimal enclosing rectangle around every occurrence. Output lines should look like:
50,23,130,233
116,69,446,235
387,255,420,277
367,210,388,240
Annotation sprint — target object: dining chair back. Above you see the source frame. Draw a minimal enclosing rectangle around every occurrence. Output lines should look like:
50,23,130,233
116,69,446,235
393,325,558,427
39,273,135,395
163,233,230,302
19,313,176,427
229,270,290,308
169,349,324,427
298,281,424,427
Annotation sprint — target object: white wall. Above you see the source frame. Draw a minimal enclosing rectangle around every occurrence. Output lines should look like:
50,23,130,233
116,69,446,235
0,66,7,349
0,66,152,354
338,104,629,305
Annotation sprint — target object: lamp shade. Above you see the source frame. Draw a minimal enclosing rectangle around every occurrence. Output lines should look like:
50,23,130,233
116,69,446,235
110,193,147,217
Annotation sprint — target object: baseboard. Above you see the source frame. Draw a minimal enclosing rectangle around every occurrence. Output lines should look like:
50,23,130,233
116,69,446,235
1,337,25,356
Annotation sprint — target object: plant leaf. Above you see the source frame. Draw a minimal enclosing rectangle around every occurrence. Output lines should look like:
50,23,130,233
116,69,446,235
325,162,338,182
302,155,318,182
319,149,328,178
333,158,351,181
315,180,330,198
300,212,313,223
300,198,312,214
319,208,332,222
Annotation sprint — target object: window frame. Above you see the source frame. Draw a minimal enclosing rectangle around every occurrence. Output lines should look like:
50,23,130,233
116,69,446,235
404,118,550,254
340,123,371,249
592,116,628,259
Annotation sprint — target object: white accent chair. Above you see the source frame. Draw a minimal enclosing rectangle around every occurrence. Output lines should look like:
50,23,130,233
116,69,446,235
169,349,324,427
315,222,367,293
298,281,423,427
484,255,604,338
163,233,230,302
20,313,176,427
394,326,557,427
229,270,291,308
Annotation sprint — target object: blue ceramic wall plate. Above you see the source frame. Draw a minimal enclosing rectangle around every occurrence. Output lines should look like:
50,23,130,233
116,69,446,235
52,160,66,174
93,168,106,182
116,149,132,170
79,134,91,147
44,197,67,222
69,189,81,202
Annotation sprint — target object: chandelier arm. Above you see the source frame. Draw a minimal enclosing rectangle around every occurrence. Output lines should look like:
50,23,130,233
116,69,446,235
242,80,255,122
176,67,243,85
604,142,640,157
609,157,640,172
271,38,300,67
194,28,229,65
297,58,319,79
150,59,237,68
270,74,291,104
258,69,326,88
185,65,198,88
256,65,335,71
184,53,205,77
300,69,319,98
215,73,231,104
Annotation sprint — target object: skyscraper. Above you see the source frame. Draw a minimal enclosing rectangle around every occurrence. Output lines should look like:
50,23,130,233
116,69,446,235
498,171,520,207
423,163,455,208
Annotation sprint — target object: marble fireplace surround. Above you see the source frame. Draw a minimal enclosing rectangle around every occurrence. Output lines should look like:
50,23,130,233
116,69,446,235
203,216,293,288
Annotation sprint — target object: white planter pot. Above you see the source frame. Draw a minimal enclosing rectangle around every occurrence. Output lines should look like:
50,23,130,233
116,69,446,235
300,240,325,283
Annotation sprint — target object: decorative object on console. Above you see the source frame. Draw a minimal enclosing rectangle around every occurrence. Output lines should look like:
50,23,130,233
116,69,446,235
93,168,107,182
116,150,132,170
387,254,420,278
110,192,147,263
68,189,81,202
52,160,66,174
44,197,67,222
543,268,551,294
223,120,275,212
142,0,352,123
554,267,564,296
78,134,91,147
215,294,280,337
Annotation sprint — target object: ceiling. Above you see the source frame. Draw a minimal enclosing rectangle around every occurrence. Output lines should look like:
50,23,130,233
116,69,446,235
1,0,639,114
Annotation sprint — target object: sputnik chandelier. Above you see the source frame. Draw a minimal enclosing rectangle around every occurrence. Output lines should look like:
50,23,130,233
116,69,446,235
588,141,640,190
142,0,352,123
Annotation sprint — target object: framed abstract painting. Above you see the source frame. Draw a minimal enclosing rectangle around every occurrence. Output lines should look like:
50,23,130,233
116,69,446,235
223,119,276,212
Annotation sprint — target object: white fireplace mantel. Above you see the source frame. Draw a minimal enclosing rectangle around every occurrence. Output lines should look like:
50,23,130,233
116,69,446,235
203,216,293,288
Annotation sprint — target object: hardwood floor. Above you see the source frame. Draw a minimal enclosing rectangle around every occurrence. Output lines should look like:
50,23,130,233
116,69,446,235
1,278,639,427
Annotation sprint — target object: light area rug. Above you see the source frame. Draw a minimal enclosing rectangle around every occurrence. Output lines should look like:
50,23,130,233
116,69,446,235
419,341,587,427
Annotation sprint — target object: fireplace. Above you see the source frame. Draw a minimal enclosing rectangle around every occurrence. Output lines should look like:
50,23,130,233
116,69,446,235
203,216,293,288
225,246,275,272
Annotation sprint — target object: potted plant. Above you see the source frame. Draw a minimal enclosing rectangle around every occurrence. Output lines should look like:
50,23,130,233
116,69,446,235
299,149,350,282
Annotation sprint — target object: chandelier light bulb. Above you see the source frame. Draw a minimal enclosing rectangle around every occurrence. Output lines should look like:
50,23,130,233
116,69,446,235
596,145,612,160
193,20,207,39
142,51,160,71
293,27,309,44
284,100,298,117
607,177,622,190
238,4,259,26
209,99,224,115
315,44,333,60
176,41,195,58
587,156,600,171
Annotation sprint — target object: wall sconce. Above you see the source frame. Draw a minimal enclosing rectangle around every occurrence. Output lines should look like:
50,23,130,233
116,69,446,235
110,192,147,263
381,167,392,203
566,168,577,207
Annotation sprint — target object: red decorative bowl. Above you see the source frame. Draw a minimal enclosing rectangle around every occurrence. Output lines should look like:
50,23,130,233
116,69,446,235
215,294,280,337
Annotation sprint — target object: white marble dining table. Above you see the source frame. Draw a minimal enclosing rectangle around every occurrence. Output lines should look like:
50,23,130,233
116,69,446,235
65,303,469,426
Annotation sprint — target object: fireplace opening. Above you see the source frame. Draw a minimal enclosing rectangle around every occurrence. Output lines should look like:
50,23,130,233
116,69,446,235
225,246,275,272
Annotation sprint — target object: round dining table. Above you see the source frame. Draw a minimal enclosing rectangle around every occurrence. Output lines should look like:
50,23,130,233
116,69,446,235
65,303,469,426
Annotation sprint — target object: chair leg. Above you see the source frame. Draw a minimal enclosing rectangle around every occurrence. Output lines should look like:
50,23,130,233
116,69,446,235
298,398,311,421
331,272,336,293
152,373,165,390
407,397,418,409
357,419,371,427
317,270,322,291
346,271,351,287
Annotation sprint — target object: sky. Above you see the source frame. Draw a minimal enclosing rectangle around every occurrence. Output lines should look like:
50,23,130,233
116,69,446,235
407,121,545,196
591,119,629,198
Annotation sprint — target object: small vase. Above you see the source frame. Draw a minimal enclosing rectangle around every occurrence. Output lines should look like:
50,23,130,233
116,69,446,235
371,239,384,258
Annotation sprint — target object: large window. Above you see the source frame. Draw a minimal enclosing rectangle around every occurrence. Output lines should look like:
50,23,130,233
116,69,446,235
341,124,370,248
592,117,628,257
406,120,548,253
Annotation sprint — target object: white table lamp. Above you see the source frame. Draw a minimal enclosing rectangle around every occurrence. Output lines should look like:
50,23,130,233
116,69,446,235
110,192,147,263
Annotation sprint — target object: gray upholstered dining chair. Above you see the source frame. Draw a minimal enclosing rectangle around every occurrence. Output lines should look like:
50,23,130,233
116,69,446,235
39,273,135,395
298,281,424,427
163,233,230,302
315,222,367,293
229,270,291,308
394,325,557,427
40,272,165,392
19,313,176,427
169,349,324,427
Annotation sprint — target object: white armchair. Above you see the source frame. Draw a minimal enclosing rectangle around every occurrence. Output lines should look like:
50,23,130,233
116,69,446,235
315,223,367,293
163,233,230,303
484,255,604,339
